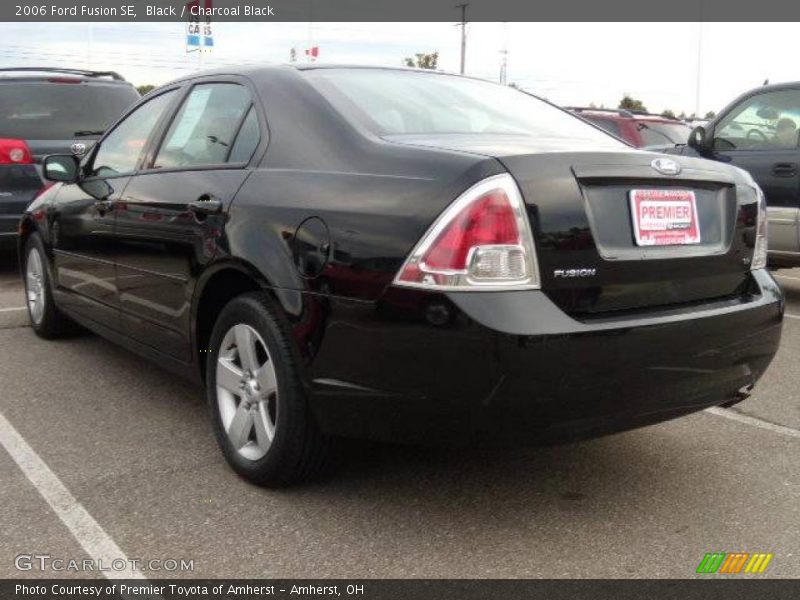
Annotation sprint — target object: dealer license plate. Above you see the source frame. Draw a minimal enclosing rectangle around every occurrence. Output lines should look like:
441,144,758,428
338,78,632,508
629,189,701,246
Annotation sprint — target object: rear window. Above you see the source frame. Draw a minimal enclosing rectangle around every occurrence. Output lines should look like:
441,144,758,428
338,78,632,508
306,69,623,145
638,122,691,146
583,116,622,137
0,81,139,140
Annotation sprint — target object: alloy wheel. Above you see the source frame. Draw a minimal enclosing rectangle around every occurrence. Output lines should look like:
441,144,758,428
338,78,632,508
26,248,45,325
216,323,279,460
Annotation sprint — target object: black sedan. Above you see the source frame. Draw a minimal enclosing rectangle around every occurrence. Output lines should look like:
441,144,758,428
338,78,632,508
20,65,783,486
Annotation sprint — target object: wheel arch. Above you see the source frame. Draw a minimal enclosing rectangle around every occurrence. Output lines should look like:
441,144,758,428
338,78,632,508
16,215,38,269
191,258,302,382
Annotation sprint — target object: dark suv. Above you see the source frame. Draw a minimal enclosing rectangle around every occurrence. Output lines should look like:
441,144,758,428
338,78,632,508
0,68,139,244
670,82,800,267
569,107,692,150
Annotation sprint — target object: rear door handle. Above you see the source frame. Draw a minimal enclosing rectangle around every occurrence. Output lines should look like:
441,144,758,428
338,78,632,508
188,194,223,215
772,162,798,177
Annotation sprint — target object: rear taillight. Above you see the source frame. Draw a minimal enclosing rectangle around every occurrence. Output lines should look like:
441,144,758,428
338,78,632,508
752,184,768,270
395,174,540,291
0,139,34,165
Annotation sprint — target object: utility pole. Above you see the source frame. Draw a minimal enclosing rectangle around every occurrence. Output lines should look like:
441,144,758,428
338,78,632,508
694,21,703,118
499,22,508,84
694,0,704,118
86,23,93,70
456,3,468,74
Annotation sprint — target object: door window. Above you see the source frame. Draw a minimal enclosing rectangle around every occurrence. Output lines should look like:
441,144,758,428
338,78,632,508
91,90,177,177
154,83,253,169
714,89,800,151
228,106,261,163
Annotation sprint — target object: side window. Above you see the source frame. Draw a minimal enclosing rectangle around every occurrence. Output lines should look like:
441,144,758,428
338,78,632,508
154,83,252,169
92,90,177,177
714,89,800,151
228,107,261,163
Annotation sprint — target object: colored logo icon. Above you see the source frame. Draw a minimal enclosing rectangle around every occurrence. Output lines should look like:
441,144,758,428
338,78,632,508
696,552,773,574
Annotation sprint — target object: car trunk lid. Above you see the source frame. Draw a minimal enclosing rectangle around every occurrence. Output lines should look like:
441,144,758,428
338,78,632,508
499,151,756,316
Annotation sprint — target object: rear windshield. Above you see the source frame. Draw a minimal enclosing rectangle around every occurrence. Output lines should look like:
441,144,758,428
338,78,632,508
0,81,139,140
638,122,691,146
582,116,623,137
306,69,623,144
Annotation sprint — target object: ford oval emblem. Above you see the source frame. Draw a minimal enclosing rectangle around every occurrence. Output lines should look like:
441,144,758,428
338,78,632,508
651,157,681,176
70,142,87,156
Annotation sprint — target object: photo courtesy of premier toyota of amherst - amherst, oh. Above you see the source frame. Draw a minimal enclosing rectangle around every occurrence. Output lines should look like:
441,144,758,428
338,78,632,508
20,65,784,486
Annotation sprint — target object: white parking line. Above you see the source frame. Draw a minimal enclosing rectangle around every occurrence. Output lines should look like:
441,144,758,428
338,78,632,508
0,306,26,313
776,274,800,282
0,410,144,580
706,407,800,440
786,314,800,320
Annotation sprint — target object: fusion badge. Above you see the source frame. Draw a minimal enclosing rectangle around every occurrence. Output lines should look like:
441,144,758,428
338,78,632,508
554,268,597,279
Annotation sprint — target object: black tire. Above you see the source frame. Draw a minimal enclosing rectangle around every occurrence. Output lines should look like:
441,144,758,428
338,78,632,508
206,292,329,487
23,233,74,339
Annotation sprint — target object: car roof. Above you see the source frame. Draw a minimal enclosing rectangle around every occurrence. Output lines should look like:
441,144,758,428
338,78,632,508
0,67,130,84
160,62,504,88
569,107,687,125
632,114,689,124
747,81,800,93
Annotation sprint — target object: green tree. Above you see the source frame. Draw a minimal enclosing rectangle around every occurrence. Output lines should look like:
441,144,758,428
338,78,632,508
136,84,155,96
661,109,676,119
619,95,647,112
704,110,716,119
403,52,439,70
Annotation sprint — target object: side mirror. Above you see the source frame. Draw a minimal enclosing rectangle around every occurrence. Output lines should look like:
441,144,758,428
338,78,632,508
688,125,710,153
43,154,80,183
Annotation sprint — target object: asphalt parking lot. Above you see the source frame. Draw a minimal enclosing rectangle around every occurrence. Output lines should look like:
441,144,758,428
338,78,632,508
0,249,799,579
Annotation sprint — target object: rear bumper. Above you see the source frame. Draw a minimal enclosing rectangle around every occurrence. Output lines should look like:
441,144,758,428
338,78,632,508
306,269,784,445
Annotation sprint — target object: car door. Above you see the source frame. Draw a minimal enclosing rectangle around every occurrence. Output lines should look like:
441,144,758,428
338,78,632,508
51,89,179,330
114,79,262,361
709,88,800,256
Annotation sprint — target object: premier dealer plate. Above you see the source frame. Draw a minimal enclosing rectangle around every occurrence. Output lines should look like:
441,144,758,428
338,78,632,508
629,189,701,246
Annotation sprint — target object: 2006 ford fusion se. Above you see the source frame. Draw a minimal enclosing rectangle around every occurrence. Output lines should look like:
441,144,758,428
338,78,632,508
21,65,784,486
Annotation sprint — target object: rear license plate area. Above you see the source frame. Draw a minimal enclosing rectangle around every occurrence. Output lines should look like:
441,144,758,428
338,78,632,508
629,189,701,246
